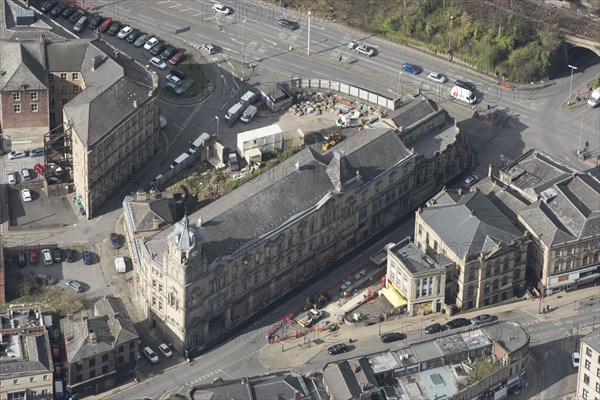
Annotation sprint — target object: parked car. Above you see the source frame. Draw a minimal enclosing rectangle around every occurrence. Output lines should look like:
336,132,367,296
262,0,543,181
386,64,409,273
144,37,159,50
36,273,56,285
65,279,82,292
143,346,159,363
64,248,74,263
169,51,185,65
126,29,142,43
464,174,480,188
446,318,471,329
49,4,66,18
166,74,182,86
8,150,27,159
278,18,298,30
427,72,447,83
34,164,45,177
61,5,75,19
69,9,86,24
30,147,44,157
17,252,26,268
149,57,167,70
380,332,404,343
88,15,104,30
82,251,93,265
40,1,57,14
402,63,422,74
158,343,173,358
53,248,62,263
572,352,580,368
98,17,113,33
424,323,446,334
51,343,60,358
7,172,17,185
170,67,186,80
21,168,31,181
165,81,183,95
471,314,493,325
21,189,32,202
29,249,39,265
212,3,231,15
107,21,121,35
455,80,477,92
41,249,53,265
327,343,347,355
150,42,166,56
117,26,132,39
160,45,177,60
200,44,216,55
134,33,149,47
355,44,375,57
109,233,121,249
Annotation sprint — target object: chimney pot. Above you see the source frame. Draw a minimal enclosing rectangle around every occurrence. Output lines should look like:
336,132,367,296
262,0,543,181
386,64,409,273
82,315,88,322
67,314,74,321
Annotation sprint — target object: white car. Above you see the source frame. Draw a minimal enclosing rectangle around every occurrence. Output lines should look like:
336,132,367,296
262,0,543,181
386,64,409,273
42,249,53,265
212,3,231,15
159,115,167,128
7,172,16,185
117,26,132,39
200,43,216,55
149,57,167,70
144,37,158,50
572,352,580,368
21,189,32,202
427,72,447,83
464,174,480,188
355,44,375,57
8,150,27,159
143,346,159,363
166,74,181,86
65,279,82,292
158,343,173,358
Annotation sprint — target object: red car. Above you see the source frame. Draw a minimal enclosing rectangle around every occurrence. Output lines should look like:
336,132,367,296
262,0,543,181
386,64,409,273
29,249,39,265
98,17,113,33
169,51,185,65
51,343,60,358
34,163,45,177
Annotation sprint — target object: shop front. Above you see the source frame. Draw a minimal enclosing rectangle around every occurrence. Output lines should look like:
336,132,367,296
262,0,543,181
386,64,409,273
546,265,599,294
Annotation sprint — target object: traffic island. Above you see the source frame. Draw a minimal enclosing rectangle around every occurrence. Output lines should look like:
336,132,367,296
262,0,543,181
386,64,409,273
159,58,207,100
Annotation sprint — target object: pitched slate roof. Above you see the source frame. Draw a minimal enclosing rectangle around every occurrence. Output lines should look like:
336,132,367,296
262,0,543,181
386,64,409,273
124,193,175,233
45,40,92,72
420,189,523,260
0,40,47,90
383,99,438,130
0,334,53,377
94,297,139,347
61,315,114,363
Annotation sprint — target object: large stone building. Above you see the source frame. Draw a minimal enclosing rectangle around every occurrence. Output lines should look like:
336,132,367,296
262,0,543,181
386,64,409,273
413,188,530,311
0,306,54,400
577,330,600,400
60,297,139,398
124,100,471,355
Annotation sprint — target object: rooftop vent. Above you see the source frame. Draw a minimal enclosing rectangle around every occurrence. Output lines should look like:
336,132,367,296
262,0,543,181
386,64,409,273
540,188,558,204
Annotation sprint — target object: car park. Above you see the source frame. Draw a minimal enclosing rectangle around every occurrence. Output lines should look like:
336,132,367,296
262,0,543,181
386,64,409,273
212,3,231,15
126,29,142,43
456,80,476,92
65,279,82,292
73,16,88,33
69,9,86,24
464,174,480,188
53,248,62,263
117,26,132,39
170,67,186,80
200,44,216,55
471,314,493,325
17,252,26,268
98,17,113,33
30,147,44,157
572,352,580,368
424,323,446,334
380,332,404,343
21,189,32,202
42,249,53,265
82,251,93,265
34,164,45,177
149,57,167,70
64,248,74,263
427,72,447,83
160,45,177,60
8,150,27,159
150,42,166,56
166,74,182,86
134,33,149,47
110,233,121,249
327,343,347,355
402,63,422,74
169,51,185,65
29,249,39,265
355,44,375,57
88,15,104,30
158,343,173,358
278,19,298,30
165,81,183,95
446,318,471,329
144,37,159,50
49,3,66,18
7,172,16,185
40,1,57,13
21,168,31,181
143,346,159,363
61,5,75,19
106,21,121,36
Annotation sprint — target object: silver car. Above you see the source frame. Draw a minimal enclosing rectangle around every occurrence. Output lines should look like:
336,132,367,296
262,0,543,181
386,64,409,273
471,314,493,325
65,279,82,292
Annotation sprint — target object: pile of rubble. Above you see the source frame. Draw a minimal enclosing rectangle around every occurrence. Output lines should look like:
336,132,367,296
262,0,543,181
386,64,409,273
288,96,337,116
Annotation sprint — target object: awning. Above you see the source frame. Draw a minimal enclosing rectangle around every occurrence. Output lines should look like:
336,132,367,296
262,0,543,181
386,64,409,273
578,273,600,284
380,285,408,308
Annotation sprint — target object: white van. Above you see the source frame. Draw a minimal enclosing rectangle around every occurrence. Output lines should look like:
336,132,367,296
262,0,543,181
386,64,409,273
189,132,210,154
240,105,257,123
588,88,600,108
450,85,476,105
224,103,244,121
240,90,257,106
73,16,87,32
170,152,190,169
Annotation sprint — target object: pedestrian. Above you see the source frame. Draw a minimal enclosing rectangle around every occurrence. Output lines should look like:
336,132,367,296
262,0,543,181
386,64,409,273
338,54,343,64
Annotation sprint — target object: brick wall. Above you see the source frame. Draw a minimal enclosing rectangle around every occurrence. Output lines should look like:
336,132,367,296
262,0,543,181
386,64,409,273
0,90,49,129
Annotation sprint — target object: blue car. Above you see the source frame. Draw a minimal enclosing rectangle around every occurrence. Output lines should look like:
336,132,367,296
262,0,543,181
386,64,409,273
402,63,422,74
82,251,93,265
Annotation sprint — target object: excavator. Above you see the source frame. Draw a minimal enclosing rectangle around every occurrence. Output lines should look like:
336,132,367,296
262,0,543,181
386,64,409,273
304,293,329,310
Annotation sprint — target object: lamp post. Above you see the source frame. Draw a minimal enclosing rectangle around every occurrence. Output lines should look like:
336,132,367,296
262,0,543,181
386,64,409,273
307,11,312,56
578,108,588,155
567,64,577,105
397,71,401,97
448,15,454,60
215,116,219,139
242,18,247,66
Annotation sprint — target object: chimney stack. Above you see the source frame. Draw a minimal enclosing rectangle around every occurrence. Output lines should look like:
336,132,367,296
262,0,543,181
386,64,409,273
294,390,301,400
82,315,88,322
67,314,74,321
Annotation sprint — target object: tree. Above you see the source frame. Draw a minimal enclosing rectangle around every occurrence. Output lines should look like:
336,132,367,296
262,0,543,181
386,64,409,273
505,41,549,82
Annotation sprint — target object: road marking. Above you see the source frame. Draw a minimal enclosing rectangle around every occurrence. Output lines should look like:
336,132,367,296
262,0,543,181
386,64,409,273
137,14,155,22
264,39,277,46
164,22,180,30
169,4,182,8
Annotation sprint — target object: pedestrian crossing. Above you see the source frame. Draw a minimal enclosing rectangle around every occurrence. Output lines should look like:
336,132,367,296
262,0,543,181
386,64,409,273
187,350,260,386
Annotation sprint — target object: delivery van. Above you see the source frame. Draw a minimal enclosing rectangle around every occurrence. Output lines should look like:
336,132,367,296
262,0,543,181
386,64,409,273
240,90,257,106
450,85,476,105
225,103,244,121
588,88,600,108
240,105,257,123
170,152,189,169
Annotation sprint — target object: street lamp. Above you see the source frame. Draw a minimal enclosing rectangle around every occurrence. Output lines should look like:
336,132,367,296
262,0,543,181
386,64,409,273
578,108,588,156
242,18,247,66
215,116,219,139
397,71,401,97
448,15,454,60
567,64,578,105
307,11,312,56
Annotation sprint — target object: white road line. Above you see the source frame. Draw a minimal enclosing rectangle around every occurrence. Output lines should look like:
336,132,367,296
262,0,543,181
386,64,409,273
169,4,182,8
137,14,155,22
164,22,180,30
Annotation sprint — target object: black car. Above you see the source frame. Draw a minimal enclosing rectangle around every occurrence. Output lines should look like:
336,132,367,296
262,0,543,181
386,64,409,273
64,248,74,263
69,9,86,23
455,80,476,92
53,248,62,263
424,323,446,334
133,33,149,47
126,29,142,43
88,15,104,30
447,318,471,329
106,21,121,36
82,251,93,265
40,1,57,13
170,67,186,80
49,3,66,18
61,5,75,18
380,332,404,343
110,233,121,249
278,18,298,30
160,45,177,60
17,252,27,268
150,42,166,56
327,343,347,355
